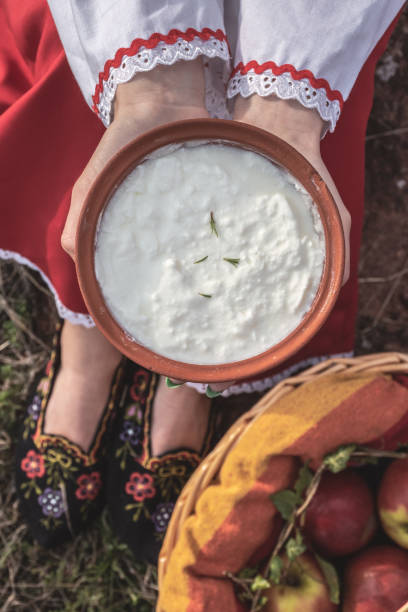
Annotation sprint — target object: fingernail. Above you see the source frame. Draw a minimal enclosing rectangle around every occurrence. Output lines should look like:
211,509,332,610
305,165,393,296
165,377,183,389
206,385,222,398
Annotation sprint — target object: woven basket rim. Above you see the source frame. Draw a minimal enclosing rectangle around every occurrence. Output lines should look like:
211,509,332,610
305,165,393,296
158,351,408,587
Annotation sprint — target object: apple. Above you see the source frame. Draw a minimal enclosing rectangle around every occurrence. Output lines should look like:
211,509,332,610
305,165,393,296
303,469,377,557
263,553,338,611
378,457,408,549
342,545,408,612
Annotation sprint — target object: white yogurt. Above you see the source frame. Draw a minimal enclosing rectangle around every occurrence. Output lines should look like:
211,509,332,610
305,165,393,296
95,143,325,364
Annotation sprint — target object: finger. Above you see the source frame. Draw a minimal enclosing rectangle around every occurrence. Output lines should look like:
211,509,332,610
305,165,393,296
62,127,122,261
62,178,94,260
340,206,351,285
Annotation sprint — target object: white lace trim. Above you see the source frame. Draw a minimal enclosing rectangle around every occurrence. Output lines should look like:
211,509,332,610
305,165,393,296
185,351,354,396
203,57,232,120
227,69,341,133
0,249,95,328
97,36,230,127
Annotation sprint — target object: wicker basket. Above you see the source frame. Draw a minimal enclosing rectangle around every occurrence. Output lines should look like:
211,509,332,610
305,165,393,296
158,352,408,587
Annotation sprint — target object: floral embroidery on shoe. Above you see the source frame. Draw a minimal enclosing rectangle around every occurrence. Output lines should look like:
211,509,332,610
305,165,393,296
16,324,128,546
107,366,218,562
23,393,43,439
37,375,51,397
125,472,156,502
125,403,142,420
41,448,78,490
75,472,102,501
44,358,53,376
124,472,157,522
27,395,41,421
153,461,190,501
152,502,174,533
115,396,145,468
130,370,150,402
120,421,142,446
38,487,64,518
21,450,45,479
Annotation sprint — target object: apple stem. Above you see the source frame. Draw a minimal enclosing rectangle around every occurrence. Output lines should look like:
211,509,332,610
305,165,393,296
295,464,325,517
352,448,408,460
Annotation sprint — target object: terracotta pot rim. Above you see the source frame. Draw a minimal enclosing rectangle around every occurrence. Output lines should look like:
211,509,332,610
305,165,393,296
75,118,345,382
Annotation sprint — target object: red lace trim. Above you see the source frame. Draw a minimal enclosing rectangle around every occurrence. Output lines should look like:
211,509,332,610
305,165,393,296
92,27,228,114
231,60,344,107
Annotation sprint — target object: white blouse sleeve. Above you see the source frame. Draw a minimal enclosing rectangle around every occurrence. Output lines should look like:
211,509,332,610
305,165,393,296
48,1,403,133
47,0,229,126
226,0,404,132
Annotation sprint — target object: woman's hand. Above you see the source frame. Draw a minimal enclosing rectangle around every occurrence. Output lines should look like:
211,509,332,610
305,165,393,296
234,96,351,285
63,60,233,392
61,60,209,259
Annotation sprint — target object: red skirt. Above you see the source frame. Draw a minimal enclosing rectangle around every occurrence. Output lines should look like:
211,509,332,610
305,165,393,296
0,1,398,387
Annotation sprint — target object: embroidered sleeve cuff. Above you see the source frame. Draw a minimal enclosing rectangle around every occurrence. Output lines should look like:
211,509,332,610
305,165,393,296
93,28,229,127
227,62,343,133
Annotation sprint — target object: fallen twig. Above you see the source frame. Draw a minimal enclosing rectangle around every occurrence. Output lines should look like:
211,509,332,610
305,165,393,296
366,126,408,141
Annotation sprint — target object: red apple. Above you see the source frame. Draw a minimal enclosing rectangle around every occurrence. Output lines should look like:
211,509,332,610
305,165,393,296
378,458,408,549
263,553,338,611
304,469,377,557
342,545,408,612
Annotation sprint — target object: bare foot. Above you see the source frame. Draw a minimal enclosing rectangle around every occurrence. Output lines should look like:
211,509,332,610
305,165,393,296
150,377,211,456
44,322,122,452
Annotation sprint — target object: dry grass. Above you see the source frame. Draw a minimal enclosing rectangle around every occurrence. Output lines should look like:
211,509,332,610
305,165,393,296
0,263,157,611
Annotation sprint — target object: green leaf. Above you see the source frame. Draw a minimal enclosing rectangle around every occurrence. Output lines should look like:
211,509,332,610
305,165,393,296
194,255,208,264
314,553,340,604
210,211,219,237
268,556,283,585
294,461,313,498
198,293,212,298
165,377,183,388
270,489,299,520
238,592,252,603
206,385,222,398
258,596,269,610
250,575,271,592
223,257,240,267
323,444,356,473
285,531,306,561
237,567,258,580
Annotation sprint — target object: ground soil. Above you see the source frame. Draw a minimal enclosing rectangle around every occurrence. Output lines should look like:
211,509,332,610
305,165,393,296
356,12,408,354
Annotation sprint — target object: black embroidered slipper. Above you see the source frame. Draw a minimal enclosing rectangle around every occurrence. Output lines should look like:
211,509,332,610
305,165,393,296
106,366,217,564
15,323,126,547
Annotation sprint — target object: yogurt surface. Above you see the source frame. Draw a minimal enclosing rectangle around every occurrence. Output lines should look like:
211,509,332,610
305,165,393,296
95,143,325,364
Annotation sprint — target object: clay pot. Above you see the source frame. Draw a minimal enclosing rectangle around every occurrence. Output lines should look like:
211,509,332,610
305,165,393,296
75,119,344,383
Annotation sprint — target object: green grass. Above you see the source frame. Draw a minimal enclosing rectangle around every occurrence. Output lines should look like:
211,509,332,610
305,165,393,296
0,262,157,611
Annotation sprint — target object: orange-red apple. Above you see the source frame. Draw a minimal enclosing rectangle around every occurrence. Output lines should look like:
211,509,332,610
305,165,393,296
378,457,408,549
304,470,377,557
342,545,408,612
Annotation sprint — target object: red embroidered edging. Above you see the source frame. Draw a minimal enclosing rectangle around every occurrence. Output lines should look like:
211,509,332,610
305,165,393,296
231,60,343,107
92,27,228,114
